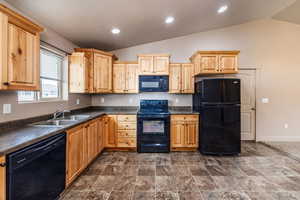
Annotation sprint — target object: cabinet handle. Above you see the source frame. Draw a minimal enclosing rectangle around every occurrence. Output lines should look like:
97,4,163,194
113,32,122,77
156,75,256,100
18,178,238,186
0,163,6,167
3,82,9,86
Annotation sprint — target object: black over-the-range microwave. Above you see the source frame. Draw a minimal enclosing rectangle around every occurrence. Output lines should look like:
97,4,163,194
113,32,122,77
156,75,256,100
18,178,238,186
139,75,169,92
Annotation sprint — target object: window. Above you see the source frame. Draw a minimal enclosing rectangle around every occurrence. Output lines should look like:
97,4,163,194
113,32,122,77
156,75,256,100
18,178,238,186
18,47,67,102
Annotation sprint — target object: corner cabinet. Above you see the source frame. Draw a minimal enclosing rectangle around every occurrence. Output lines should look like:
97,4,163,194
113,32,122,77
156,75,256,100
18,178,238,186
0,5,43,91
113,62,138,93
190,51,240,75
169,63,194,94
138,54,170,75
69,48,116,93
171,115,199,151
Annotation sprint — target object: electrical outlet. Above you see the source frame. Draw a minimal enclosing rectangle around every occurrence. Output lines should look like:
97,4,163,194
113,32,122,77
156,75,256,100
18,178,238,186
76,99,80,105
175,98,179,103
262,98,269,104
284,123,289,129
3,104,11,114
129,98,133,104
101,97,105,103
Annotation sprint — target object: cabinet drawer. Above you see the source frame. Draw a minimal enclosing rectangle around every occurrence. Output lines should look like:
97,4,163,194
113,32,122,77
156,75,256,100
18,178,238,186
118,130,136,137
117,122,136,130
117,137,136,147
171,115,199,122
117,115,136,122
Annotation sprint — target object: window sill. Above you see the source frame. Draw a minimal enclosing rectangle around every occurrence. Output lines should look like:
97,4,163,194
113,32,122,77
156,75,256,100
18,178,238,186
18,99,68,104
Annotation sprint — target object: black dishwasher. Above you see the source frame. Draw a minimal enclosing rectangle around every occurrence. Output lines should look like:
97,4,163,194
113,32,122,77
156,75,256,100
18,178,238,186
7,133,66,200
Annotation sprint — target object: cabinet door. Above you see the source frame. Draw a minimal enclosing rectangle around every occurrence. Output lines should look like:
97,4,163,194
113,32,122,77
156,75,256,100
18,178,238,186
200,55,219,73
94,53,112,93
8,24,36,87
104,115,117,147
171,121,185,148
69,53,88,93
169,64,181,93
219,54,238,73
86,120,98,164
181,63,194,93
0,156,5,200
97,118,105,153
184,122,198,148
66,126,84,185
153,56,169,75
0,12,8,90
113,63,126,93
138,56,153,75
126,63,138,93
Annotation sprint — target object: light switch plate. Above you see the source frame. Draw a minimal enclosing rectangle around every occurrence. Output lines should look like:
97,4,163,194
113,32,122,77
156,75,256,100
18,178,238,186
262,98,269,104
101,97,105,103
76,99,80,105
3,104,11,114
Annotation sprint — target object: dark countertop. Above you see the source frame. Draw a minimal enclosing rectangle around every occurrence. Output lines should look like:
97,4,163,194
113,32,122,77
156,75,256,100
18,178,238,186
0,107,198,156
0,111,107,156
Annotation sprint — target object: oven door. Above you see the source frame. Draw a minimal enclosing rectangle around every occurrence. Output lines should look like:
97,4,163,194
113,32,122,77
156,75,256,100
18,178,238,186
139,76,169,92
137,115,170,152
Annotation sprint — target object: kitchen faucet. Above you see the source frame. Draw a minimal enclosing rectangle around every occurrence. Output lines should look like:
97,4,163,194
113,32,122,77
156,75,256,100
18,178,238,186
52,103,74,120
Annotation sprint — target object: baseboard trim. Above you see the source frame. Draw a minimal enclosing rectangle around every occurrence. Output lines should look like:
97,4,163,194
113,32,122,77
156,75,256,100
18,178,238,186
256,136,300,142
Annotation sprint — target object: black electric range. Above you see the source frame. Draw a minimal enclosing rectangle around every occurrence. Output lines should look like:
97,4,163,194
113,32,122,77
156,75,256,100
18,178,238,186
137,100,170,153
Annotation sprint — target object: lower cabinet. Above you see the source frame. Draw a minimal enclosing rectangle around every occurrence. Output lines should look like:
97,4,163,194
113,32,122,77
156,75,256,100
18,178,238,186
66,117,105,186
66,124,85,186
116,115,137,148
171,115,199,151
0,156,5,200
103,115,137,149
103,115,117,147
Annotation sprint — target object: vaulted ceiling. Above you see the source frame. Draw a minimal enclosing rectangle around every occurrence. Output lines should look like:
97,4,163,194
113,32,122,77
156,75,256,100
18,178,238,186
5,0,297,50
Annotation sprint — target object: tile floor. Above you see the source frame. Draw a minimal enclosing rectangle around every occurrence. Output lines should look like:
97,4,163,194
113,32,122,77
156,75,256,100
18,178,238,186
61,142,300,200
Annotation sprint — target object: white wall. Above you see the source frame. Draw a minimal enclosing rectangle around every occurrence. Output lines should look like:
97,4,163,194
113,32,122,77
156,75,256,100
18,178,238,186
0,1,91,123
93,19,300,142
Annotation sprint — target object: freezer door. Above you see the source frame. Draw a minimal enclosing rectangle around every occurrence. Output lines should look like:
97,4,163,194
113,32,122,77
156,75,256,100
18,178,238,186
200,105,241,155
223,79,241,104
195,79,240,104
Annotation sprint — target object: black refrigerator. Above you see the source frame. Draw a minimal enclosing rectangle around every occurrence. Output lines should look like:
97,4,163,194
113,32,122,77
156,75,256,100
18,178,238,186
193,78,241,155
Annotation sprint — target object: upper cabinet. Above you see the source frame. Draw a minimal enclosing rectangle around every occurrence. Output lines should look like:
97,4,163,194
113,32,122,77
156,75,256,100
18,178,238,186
69,48,116,93
190,51,240,75
138,54,170,75
0,4,43,91
113,61,138,93
169,63,194,94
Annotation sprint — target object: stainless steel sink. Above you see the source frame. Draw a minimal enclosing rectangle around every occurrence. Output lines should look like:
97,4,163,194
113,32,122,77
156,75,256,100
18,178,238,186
31,120,76,127
59,115,90,121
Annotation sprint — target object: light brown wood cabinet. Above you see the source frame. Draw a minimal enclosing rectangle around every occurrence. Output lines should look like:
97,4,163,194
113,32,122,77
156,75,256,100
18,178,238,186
0,156,5,200
69,48,115,93
190,51,239,75
171,115,199,151
116,115,137,148
66,124,85,185
66,116,105,186
138,54,170,75
85,119,99,164
104,115,117,148
169,63,194,94
113,62,138,93
0,5,43,91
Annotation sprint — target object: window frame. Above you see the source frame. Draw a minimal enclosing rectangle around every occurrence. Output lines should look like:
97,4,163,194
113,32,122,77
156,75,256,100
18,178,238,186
18,45,67,103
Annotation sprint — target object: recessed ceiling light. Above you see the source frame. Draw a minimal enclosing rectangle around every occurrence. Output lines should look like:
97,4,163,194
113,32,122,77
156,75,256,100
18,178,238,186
111,28,120,34
165,16,175,24
218,5,228,13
